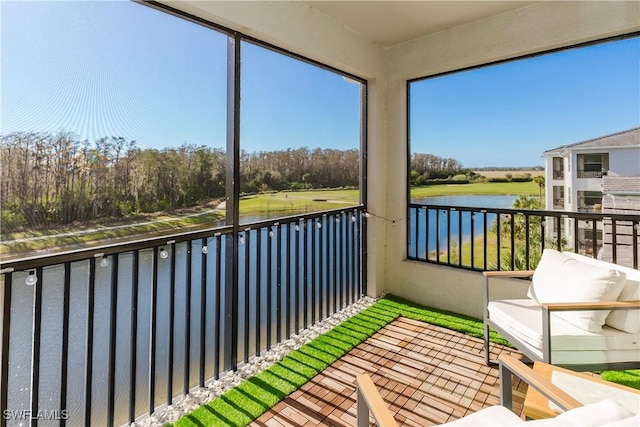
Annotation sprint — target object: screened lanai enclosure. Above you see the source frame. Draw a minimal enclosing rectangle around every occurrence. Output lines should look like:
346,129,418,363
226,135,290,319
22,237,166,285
1,1,638,426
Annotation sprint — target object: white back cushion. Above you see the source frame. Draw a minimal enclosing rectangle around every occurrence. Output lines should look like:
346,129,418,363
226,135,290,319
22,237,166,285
563,251,640,333
529,249,626,332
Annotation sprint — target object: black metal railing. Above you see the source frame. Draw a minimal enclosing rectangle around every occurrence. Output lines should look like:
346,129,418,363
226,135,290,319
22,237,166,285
0,207,366,426
408,203,640,271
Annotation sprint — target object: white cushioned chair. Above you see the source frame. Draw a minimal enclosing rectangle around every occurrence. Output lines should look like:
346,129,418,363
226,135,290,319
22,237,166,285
483,249,640,371
355,355,639,426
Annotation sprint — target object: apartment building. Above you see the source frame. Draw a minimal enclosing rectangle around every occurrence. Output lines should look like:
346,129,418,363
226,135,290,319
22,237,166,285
543,128,640,264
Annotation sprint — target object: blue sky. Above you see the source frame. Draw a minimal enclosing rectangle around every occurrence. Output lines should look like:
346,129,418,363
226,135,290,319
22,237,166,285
1,0,361,152
1,1,638,167
410,36,640,167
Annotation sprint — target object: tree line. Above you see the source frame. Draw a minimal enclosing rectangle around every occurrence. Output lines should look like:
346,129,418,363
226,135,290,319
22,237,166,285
1,132,477,233
409,153,477,185
0,131,359,232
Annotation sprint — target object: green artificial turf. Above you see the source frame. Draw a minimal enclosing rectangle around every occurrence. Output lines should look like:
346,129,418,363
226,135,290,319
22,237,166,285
174,294,639,427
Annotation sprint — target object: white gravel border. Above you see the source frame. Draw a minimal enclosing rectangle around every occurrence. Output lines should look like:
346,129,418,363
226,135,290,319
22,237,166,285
133,295,378,426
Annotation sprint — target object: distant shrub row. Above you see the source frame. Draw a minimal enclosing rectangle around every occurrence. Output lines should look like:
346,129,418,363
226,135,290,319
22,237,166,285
485,174,533,183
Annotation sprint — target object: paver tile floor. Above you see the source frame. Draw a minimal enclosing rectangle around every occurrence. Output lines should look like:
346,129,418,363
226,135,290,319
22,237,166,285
251,317,528,426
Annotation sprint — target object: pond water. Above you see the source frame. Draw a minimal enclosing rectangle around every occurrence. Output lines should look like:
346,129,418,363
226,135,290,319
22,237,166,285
409,194,518,257
412,194,518,209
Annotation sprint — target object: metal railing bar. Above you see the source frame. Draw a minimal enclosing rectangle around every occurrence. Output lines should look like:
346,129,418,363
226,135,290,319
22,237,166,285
525,215,531,270
496,214,501,271
458,211,463,268
510,214,516,271
634,221,639,270
167,242,176,405
612,218,618,263
148,247,159,416
183,243,191,396
446,209,451,265
591,219,597,257
310,221,316,325
199,238,207,387
277,224,283,344
483,212,488,270
407,203,639,222
435,209,440,262
129,251,139,423
255,231,262,356
348,212,354,305
59,262,71,427
338,214,343,306
303,221,309,329
266,228,273,350
294,222,300,335
84,258,96,426
30,266,44,427
214,235,222,379
285,224,291,340
332,216,338,313
107,254,119,426
470,212,475,270
0,273,12,427
318,217,325,320
244,231,251,362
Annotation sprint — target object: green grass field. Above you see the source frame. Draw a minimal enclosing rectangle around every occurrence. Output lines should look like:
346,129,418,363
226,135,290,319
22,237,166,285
239,189,360,215
411,181,540,198
2,182,537,259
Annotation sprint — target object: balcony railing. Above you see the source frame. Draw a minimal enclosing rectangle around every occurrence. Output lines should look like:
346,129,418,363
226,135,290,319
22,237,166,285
552,170,564,180
408,203,640,271
578,205,602,213
0,207,366,426
577,169,604,178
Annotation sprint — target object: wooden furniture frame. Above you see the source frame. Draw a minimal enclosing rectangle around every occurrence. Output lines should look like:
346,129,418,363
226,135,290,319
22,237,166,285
355,355,582,427
523,360,640,420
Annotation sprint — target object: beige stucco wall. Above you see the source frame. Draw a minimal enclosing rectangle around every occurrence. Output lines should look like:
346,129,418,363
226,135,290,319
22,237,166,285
383,1,639,317
159,0,639,317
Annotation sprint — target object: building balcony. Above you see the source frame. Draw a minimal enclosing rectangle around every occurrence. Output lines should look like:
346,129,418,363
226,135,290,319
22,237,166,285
552,170,564,180
577,169,605,178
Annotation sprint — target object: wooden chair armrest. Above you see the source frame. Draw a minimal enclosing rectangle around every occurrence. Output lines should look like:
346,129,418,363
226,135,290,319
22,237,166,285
483,270,535,278
498,355,583,411
356,374,399,427
542,300,640,312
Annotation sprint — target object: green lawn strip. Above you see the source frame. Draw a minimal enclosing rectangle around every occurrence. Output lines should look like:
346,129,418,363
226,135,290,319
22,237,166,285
174,303,396,427
174,294,639,426
375,295,511,346
410,181,540,198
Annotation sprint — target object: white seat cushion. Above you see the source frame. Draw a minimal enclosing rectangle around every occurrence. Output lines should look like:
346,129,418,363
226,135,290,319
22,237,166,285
563,251,640,334
441,405,524,426
524,399,635,426
529,249,626,332
488,299,640,365
549,370,640,414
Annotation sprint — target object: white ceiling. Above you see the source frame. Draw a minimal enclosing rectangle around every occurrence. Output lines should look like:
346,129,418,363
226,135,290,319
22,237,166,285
304,1,541,47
